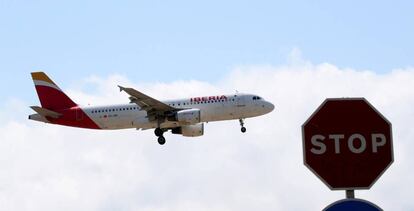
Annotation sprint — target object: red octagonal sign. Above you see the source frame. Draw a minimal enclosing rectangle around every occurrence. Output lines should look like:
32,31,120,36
302,98,393,190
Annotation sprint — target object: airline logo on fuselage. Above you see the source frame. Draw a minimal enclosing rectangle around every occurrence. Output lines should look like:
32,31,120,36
190,95,228,102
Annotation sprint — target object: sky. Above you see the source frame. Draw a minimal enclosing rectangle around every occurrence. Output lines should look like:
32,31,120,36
1,0,414,210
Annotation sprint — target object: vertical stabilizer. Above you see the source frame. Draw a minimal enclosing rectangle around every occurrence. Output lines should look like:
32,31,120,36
31,72,77,110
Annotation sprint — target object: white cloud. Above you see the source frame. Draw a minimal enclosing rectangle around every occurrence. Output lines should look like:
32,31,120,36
1,60,414,210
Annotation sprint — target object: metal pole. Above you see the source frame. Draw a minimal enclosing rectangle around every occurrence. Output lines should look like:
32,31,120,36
346,190,355,199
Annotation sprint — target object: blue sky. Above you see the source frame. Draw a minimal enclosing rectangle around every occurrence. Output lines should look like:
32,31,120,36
1,0,413,102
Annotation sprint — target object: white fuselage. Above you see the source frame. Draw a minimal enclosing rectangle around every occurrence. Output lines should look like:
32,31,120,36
81,93,274,130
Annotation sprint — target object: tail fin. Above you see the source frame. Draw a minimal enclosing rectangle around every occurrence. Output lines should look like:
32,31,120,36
31,72,77,110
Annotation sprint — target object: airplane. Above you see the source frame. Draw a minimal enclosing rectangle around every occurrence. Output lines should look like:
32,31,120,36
29,72,275,145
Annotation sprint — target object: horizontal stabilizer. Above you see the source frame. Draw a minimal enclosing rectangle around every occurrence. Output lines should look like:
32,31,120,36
30,106,62,118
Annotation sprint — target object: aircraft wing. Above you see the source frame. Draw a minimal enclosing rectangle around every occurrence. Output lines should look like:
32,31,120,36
118,85,176,116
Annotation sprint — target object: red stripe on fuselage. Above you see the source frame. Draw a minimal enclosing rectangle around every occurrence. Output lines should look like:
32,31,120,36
47,106,101,129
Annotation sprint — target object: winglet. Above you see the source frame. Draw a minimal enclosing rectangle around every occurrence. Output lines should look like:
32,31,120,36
118,85,125,92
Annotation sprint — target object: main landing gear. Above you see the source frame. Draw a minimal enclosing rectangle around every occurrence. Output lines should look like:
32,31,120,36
154,128,166,145
239,119,246,133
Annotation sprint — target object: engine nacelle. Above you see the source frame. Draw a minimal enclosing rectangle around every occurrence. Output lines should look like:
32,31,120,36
175,108,201,124
172,123,204,137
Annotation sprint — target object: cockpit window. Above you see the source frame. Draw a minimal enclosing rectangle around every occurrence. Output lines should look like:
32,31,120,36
253,96,262,100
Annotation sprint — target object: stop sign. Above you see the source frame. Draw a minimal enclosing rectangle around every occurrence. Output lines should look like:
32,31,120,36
302,98,393,190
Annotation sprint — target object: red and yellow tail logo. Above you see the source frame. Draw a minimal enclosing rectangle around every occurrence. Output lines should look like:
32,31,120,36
31,72,77,110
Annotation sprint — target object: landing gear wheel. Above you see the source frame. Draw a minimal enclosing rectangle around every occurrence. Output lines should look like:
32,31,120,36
239,119,246,133
154,128,163,137
157,136,166,145
241,127,246,133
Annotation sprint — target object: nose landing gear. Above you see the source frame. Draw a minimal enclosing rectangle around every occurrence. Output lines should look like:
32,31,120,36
239,119,246,133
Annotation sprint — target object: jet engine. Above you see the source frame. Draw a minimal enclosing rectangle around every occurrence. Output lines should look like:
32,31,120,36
172,123,204,137
174,108,201,124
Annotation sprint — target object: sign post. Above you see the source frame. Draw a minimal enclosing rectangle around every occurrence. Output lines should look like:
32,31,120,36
302,98,393,210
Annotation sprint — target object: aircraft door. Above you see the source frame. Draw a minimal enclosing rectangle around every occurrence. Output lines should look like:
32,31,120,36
235,95,246,117
75,108,83,121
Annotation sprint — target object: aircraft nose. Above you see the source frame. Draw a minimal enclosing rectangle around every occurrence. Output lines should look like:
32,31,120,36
262,101,274,113
267,101,275,112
